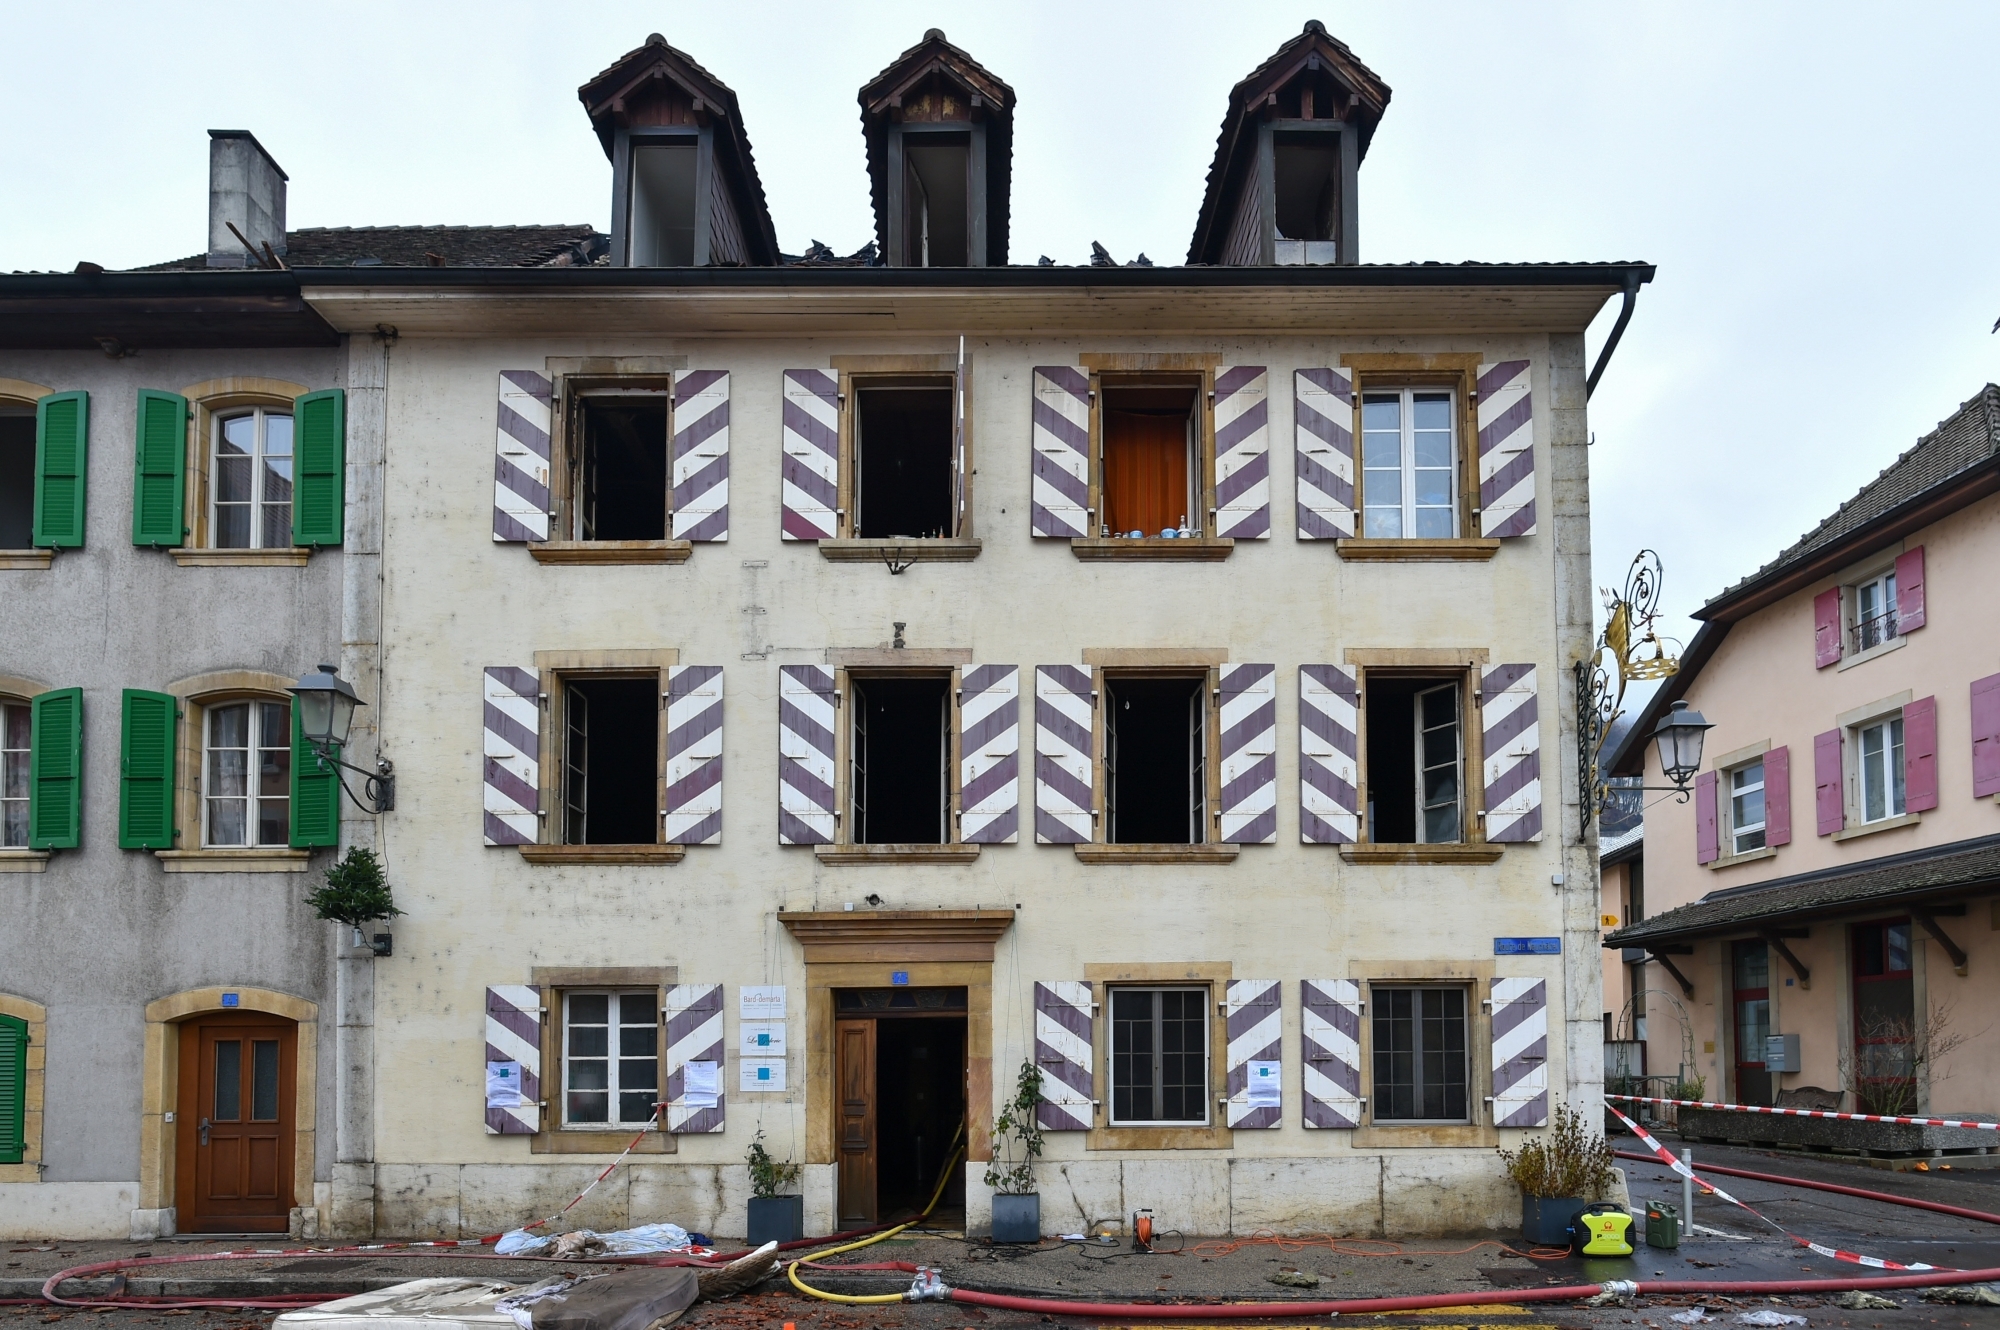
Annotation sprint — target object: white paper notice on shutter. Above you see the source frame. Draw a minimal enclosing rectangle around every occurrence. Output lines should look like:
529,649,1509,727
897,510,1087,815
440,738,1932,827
684,1060,720,1108
740,1024,787,1056
1247,1061,1281,1107
740,1059,787,1093
740,986,787,1019
485,1060,525,1109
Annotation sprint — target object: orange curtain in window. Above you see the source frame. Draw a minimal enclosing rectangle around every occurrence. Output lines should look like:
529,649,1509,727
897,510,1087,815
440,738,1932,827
1103,410,1188,536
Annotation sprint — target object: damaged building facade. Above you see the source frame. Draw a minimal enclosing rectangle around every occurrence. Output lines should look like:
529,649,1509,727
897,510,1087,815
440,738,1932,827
1,24,1649,1240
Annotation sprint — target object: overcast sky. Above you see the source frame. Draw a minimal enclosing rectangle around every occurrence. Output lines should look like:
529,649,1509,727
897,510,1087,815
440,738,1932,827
4,2,1996,649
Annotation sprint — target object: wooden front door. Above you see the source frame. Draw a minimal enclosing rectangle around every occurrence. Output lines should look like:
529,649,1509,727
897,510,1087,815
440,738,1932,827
176,1014,296,1233
836,1018,877,1227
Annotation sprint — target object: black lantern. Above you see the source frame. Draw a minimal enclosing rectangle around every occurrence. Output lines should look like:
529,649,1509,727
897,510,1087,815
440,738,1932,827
1651,700,1714,790
287,664,394,813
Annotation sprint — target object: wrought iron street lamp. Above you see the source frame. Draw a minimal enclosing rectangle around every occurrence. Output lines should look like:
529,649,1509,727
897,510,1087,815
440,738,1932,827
287,664,395,813
1650,700,1714,791
1577,551,1711,819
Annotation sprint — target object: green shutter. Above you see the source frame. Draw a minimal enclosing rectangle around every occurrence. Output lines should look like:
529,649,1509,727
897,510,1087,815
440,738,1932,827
32,391,88,549
132,390,189,548
290,696,339,848
292,389,345,547
28,687,83,850
119,689,178,849
0,1014,25,1165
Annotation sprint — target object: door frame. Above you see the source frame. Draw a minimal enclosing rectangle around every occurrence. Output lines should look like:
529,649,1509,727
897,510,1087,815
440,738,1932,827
176,1012,299,1231
138,987,318,1230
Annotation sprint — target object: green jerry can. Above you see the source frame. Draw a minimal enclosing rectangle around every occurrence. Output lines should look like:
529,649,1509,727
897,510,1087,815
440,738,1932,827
1571,1202,1635,1257
1646,1200,1682,1250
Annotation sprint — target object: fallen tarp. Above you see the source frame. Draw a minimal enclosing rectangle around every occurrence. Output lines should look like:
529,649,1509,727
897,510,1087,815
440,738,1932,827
493,1224,698,1258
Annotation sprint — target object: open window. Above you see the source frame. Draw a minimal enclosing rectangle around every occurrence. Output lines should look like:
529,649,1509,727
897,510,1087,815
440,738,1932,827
849,675,950,844
807,353,974,557
1272,130,1343,265
559,675,660,846
1363,674,1469,846
1099,376,1203,540
0,407,32,550
627,141,698,267
569,394,669,542
901,134,970,267
854,378,955,539
1105,675,1208,845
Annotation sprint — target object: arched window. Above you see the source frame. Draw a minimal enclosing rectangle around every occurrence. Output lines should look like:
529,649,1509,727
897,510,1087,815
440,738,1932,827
211,407,294,549
201,695,293,848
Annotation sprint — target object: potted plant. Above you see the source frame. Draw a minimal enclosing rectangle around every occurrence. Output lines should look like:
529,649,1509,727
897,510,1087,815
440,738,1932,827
984,1061,1044,1243
746,1132,804,1244
1498,1103,1615,1245
304,847,402,955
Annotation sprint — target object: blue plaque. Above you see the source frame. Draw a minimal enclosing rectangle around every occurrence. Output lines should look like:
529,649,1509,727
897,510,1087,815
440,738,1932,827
891,971,910,986
1493,937,1562,956
221,992,240,1007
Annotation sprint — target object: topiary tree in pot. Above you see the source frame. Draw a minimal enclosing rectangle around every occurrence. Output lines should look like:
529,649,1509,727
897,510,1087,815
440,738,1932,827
984,1060,1044,1243
1497,1102,1616,1245
304,847,402,954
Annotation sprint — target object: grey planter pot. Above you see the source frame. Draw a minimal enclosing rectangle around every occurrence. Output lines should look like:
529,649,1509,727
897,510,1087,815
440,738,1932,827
747,1194,804,1245
990,1192,1040,1243
1521,1195,1588,1247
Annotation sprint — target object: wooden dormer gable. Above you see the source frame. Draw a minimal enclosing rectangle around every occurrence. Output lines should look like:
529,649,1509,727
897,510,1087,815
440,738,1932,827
1188,21,1392,268
579,34,780,266
859,29,1016,268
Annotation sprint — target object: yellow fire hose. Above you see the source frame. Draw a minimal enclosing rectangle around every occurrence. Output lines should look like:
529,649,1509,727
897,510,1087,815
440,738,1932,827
786,1122,965,1305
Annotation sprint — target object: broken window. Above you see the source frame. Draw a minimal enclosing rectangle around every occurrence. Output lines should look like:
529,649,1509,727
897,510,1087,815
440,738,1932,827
902,136,969,267
1365,675,1463,845
1361,389,1457,539
563,991,660,1127
0,410,31,548
1273,132,1341,264
1371,987,1469,1121
1101,380,1200,539
561,677,658,845
1110,987,1209,1125
1106,676,1207,844
850,675,949,845
570,395,669,541
854,378,956,539
627,142,698,267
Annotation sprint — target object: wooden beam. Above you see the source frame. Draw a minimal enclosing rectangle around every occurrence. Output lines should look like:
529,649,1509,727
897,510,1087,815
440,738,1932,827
1650,951,1694,997
1913,909,1969,975
1760,931,1812,990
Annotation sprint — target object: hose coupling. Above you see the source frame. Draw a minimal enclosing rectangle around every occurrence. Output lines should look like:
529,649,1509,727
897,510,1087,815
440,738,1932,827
1601,1280,1640,1297
907,1267,949,1301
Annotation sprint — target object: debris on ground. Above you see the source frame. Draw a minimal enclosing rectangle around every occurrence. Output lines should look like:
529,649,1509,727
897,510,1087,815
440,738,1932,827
1667,1307,1714,1323
1919,1283,2000,1305
494,1224,699,1258
1734,1311,1806,1326
1266,1269,1322,1289
1835,1290,1900,1310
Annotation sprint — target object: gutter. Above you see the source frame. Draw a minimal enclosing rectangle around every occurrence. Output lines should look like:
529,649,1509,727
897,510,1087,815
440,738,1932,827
1585,269,1645,398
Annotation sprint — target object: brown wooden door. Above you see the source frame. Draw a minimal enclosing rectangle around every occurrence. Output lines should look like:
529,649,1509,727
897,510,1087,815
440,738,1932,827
176,1015,295,1233
836,1018,876,1227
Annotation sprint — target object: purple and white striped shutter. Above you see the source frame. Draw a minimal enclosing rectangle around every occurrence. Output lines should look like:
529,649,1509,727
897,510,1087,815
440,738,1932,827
781,369,839,540
494,371,552,542
1030,367,1091,539
664,666,723,845
483,666,540,846
1489,977,1549,1128
1300,980,1362,1128
1224,979,1282,1128
1294,368,1354,539
1476,360,1535,538
1299,665,1359,844
778,665,836,845
484,984,543,1135
1033,981,1094,1130
1218,663,1277,843
1213,366,1270,539
671,370,729,542
664,983,724,1133
1481,664,1542,843
1034,665,1094,844
959,665,1020,844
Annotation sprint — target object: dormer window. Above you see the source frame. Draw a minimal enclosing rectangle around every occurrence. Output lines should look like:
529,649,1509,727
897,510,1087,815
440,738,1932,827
627,139,698,266
1272,130,1346,264
862,31,1015,269
900,132,971,267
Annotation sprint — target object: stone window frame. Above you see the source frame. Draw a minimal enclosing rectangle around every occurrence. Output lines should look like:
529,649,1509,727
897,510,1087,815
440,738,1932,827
154,669,311,874
173,377,314,567
1350,957,1500,1149
0,673,53,871
530,966,678,1155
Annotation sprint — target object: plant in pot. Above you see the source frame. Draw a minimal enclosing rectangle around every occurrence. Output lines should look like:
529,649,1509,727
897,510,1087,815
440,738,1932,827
984,1060,1044,1243
1497,1102,1616,1245
746,1132,804,1244
304,847,402,955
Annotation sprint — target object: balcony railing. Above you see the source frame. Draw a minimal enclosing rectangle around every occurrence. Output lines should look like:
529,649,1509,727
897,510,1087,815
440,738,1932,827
1852,610,1899,654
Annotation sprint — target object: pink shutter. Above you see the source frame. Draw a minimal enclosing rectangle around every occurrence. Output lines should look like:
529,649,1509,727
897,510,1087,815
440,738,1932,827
1814,729,1843,836
1972,673,2000,799
1694,770,1719,864
1813,588,1842,668
1764,745,1792,847
1894,546,1926,632
1904,695,1939,812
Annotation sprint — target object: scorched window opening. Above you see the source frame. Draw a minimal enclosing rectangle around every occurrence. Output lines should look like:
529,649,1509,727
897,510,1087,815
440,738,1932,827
571,396,670,542
850,674,950,845
1364,675,1463,845
561,677,658,846
901,133,970,268
1105,675,1207,845
854,379,956,539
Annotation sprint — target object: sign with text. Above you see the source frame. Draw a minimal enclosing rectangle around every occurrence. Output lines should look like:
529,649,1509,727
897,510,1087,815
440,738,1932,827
739,986,787,1020
740,1023,787,1056
740,1059,787,1092
1493,937,1562,955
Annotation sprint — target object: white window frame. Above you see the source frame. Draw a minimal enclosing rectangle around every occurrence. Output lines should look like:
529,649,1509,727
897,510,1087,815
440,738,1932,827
1727,758,1767,855
560,989,661,1130
210,407,294,550
1414,681,1463,844
1852,569,1900,655
1360,387,1458,540
1856,714,1907,824
1106,985,1212,1127
201,697,291,849
1,698,29,848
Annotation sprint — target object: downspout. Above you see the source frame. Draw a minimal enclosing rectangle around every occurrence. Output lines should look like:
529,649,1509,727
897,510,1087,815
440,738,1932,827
1585,271,1644,399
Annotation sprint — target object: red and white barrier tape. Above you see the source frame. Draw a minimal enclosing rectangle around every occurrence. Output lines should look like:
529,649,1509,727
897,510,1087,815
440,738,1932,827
1605,1093,2000,1131
1606,1102,1941,1271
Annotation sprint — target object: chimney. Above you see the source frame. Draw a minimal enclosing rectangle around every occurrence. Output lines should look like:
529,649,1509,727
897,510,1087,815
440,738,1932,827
206,130,288,268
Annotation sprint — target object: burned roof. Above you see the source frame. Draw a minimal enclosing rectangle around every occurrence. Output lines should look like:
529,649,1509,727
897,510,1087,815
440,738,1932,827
136,225,607,272
1604,832,2000,948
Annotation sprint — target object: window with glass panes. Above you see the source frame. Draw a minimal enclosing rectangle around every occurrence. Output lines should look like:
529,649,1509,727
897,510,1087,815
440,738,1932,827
1850,920,1915,1113
213,409,293,548
1,701,27,848
1858,716,1906,822
204,700,290,847
1728,759,1766,854
1361,389,1456,539
1415,682,1461,843
563,991,660,1127
1371,987,1468,1121
1854,571,1898,653
1109,988,1208,1125
1731,941,1772,1105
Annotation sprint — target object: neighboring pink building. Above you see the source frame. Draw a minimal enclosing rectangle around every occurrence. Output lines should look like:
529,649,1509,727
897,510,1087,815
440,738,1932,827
1605,386,2000,1116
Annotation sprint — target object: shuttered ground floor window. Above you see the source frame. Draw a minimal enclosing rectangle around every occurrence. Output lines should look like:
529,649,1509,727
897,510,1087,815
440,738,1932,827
1110,987,1208,1126
563,991,659,1128
1371,987,1469,1122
